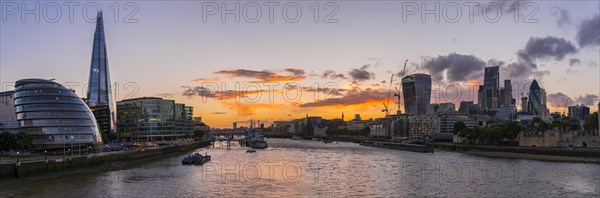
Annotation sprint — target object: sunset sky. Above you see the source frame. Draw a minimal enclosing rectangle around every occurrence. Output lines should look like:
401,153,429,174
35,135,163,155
1,1,599,128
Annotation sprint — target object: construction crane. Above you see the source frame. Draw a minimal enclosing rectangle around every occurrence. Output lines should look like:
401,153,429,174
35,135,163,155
382,74,394,116
393,60,409,114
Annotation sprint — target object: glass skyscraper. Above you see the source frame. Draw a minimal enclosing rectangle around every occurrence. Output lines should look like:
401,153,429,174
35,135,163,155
482,66,500,110
402,74,432,115
87,11,116,140
14,79,102,150
527,80,548,118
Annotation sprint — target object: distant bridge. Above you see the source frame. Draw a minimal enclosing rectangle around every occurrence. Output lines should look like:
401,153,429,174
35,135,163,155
209,130,245,136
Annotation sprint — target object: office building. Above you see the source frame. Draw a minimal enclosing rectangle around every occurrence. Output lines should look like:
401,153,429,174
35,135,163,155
458,101,480,115
568,105,590,121
116,97,194,142
0,91,19,131
402,74,432,115
408,115,440,138
499,80,514,107
87,11,116,141
527,80,549,118
13,79,102,151
481,66,500,110
426,103,456,115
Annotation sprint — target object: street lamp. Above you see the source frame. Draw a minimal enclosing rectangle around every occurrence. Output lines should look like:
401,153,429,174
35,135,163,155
16,151,20,163
44,150,47,160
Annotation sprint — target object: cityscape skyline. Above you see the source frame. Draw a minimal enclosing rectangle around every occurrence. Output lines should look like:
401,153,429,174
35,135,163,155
1,1,599,128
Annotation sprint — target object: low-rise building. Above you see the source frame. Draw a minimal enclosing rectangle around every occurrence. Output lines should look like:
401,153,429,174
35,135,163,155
116,97,194,142
0,91,19,132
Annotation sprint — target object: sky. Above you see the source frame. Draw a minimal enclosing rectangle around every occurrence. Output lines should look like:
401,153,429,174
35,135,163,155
1,0,599,128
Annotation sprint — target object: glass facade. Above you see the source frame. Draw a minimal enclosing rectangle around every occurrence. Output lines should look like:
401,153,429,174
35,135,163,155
0,91,19,130
116,97,194,142
14,79,102,150
527,80,548,118
482,66,500,110
402,74,432,115
87,11,116,138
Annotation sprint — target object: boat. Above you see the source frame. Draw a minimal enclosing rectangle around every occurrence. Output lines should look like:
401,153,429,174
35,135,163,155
246,149,256,153
359,139,434,153
247,140,268,149
181,153,211,165
245,128,268,149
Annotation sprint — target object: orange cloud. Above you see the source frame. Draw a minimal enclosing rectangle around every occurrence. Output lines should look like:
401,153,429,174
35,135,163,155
213,68,306,83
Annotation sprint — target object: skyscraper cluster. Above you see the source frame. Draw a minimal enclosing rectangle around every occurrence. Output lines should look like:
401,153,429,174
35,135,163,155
478,66,515,111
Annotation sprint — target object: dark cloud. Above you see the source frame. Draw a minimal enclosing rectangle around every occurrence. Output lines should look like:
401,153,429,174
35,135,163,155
479,0,529,15
503,61,549,82
284,68,305,76
487,59,505,67
284,84,346,96
155,93,176,98
517,36,578,63
552,7,571,28
421,53,486,82
577,15,600,48
547,93,599,107
569,58,581,66
300,88,387,107
181,86,272,100
211,112,227,115
547,92,573,107
321,70,347,80
574,94,599,106
566,69,578,74
213,68,306,82
348,65,375,84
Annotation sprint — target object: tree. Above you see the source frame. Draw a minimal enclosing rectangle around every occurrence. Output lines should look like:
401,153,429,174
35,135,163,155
453,121,467,135
13,131,32,152
502,121,521,140
0,131,15,152
584,112,598,131
193,130,206,140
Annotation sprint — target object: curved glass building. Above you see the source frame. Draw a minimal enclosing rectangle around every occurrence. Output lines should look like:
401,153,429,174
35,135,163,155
402,74,432,115
14,79,102,151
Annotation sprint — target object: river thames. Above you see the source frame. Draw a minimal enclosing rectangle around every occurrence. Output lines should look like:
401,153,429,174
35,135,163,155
3,139,600,197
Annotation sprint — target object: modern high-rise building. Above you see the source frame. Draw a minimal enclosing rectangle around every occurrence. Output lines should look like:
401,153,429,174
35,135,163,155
481,66,500,110
568,105,590,121
116,97,194,142
402,74,432,115
527,80,549,118
499,80,514,107
521,97,528,112
86,11,116,141
0,91,19,131
13,79,102,151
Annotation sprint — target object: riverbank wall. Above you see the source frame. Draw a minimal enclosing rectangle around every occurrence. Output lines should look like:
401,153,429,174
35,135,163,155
434,143,600,158
0,141,210,180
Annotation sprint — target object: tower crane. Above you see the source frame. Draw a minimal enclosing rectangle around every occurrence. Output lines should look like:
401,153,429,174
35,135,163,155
393,60,408,114
382,74,394,116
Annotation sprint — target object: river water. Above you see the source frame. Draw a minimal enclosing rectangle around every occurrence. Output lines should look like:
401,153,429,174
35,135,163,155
2,139,600,197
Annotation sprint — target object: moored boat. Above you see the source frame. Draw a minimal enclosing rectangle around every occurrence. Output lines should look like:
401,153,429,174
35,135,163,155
181,153,211,165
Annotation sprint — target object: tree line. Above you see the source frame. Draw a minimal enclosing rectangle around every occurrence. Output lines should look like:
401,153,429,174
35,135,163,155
0,131,33,153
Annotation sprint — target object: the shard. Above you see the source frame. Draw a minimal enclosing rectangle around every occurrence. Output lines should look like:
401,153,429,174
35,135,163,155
87,11,116,139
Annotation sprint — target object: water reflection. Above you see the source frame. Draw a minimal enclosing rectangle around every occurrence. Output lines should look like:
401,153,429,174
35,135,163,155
2,139,600,197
